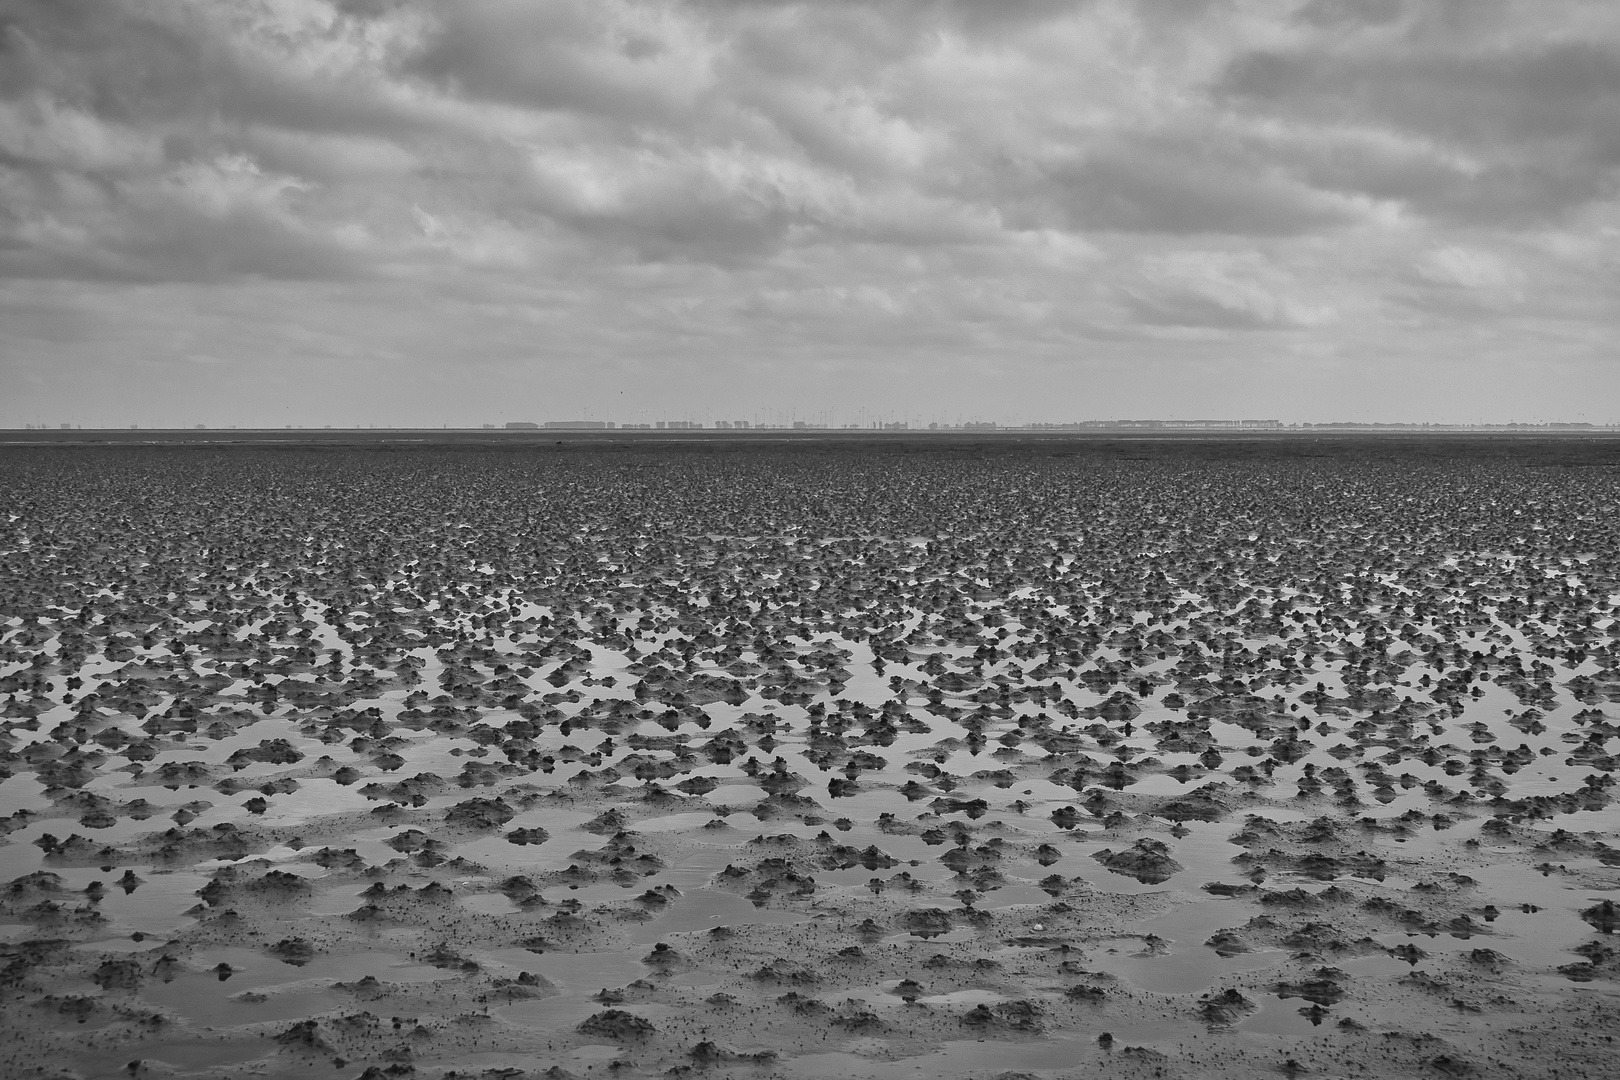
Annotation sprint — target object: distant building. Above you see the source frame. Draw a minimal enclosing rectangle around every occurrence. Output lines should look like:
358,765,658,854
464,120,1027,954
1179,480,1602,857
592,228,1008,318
660,420,702,429
543,420,615,429
1159,419,1282,430
1083,419,1283,430
505,421,540,430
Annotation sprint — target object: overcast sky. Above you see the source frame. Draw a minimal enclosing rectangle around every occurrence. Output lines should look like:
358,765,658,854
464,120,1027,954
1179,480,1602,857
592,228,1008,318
2,0,1618,427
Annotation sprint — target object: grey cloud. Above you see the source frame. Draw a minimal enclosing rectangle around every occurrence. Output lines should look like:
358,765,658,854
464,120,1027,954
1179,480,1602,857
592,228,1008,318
1222,43,1620,145
0,0,1613,368
1122,287,1283,330
1217,41,1620,222
1003,138,1355,237
2,0,437,143
404,2,710,126
697,0,1226,40
0,1,449,284
550,193,794,266
695,1,1094,33
0,199,366,284
404,0,1100,127
329,0,409,17
0,0,1388,284
1293,0,1406,28
941,0,1099,33
0,133,372,285
0,0,210,124
1117,251,1333,331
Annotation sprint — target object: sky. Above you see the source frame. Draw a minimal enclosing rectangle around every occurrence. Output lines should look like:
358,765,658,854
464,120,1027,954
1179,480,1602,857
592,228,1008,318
2,0,1618,428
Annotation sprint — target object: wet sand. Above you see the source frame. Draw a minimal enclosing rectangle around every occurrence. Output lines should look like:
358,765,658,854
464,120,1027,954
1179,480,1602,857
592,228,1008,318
0,437,1616,1079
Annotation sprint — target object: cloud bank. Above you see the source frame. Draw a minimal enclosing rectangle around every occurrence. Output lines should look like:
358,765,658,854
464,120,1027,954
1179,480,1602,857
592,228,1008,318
2,0,1617,425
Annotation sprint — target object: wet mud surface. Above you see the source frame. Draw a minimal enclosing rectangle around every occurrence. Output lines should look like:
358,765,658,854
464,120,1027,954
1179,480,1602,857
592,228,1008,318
1,437,1618,1079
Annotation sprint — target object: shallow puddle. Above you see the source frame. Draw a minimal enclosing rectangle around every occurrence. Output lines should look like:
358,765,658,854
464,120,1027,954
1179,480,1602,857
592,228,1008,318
629,886,812,941
518,948,652,994
460,891,521,915
1237,993,1326,1037
143,974,344,1028
308,882,367,915
635,811,721,832
71,1039,272,1080
1088,899,1284,993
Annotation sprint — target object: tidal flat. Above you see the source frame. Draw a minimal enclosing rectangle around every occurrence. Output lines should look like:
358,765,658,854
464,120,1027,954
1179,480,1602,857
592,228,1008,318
0,435,1617,1080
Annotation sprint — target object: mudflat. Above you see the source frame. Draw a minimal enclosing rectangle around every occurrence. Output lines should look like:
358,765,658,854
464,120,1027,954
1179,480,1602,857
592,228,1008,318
0,436,1616,1080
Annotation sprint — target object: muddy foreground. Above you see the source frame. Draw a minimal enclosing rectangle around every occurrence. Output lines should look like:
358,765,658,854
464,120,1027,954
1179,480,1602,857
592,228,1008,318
0,436,1617,1080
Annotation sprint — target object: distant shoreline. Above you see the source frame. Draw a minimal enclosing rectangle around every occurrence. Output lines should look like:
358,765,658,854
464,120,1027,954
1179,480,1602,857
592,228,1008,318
5,427,1620,448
